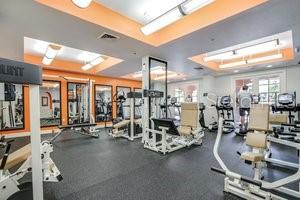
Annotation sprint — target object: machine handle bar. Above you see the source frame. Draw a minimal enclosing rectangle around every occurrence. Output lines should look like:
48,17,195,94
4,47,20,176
211,167,262,187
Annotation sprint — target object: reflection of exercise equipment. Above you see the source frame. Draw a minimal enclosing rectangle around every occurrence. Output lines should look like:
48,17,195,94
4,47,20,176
0,138,62,200
110,92,143,141
216,96,235,134
144,101,204,155
0,83,23,130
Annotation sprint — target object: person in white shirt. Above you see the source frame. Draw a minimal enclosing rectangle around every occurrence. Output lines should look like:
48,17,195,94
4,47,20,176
237,85,252,130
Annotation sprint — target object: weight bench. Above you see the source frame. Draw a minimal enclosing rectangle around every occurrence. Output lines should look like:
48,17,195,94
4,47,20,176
51,123,99,142
144,103,204,154
110,118,143,140
0,140,62,199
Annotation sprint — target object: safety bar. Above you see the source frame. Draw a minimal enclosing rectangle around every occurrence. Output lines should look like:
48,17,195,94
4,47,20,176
211,167,262,187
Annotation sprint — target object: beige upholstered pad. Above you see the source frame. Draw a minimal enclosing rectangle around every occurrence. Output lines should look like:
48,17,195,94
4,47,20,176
269,113,288,124
246,131,267,148
248,104,269,131
113,120,130,129
177,126,192,136
241,152,264,162
1,144,31,170
180,103,198,128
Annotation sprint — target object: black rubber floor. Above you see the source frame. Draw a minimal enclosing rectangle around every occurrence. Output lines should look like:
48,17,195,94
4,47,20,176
3,129,300,200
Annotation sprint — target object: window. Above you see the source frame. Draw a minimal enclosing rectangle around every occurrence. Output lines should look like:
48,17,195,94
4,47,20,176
235,79,253,98
40,81,61,127
0,83,24,131
192,90,198,102
259,77,280,104
174,88,185,103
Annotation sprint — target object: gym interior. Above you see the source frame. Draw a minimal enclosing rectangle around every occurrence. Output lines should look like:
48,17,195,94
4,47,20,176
0,0,300,199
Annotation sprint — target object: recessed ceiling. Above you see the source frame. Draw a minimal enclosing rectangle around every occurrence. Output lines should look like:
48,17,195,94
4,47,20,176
1,0,300,82
24,37,101,64
94,0,185,24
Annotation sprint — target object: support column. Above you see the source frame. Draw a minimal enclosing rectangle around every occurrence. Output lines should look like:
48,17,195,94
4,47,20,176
29,85,43,200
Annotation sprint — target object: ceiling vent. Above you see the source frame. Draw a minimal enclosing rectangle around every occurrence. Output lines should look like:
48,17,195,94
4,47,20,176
97,32,120,40
194,66,204,70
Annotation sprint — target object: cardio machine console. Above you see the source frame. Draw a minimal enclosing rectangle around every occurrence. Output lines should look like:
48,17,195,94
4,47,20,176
278,93,294,106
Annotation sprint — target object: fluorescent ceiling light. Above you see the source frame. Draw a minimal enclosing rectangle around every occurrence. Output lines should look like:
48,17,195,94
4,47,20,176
236,40,280,57
154,73,178,81
204,51,234,62
203,40,281,62
64,77,91,82
42,57,53,65
72,0,92,8
42,74,59,78
90,56,104,66
219,61,247,69
81,56,104,71
247,53,283,64
181,0,215,15
141,7,183,35
82,64,93,71
42,44,61,65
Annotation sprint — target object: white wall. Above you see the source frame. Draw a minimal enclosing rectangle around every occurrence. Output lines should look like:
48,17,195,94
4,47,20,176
286,65,300,103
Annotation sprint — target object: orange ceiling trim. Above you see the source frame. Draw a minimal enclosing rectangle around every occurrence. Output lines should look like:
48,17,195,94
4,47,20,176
35,0,268,47
24,54,123,74
189,48,294,71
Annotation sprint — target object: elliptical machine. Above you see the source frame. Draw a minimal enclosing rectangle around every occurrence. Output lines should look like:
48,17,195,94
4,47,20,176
216,95,235,134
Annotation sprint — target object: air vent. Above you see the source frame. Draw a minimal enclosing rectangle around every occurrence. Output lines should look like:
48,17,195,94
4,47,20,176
97,32,120,40
194,66,204,70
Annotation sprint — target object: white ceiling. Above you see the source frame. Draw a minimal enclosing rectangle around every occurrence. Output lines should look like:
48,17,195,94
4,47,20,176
1,0,300,82
24,37,101,64
94,0,185,24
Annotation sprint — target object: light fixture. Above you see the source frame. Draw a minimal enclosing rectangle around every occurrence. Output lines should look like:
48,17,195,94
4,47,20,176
247,53,283,64
266,65,273,68
141,0,215,35
42,44,61,65
42,74,60,78
132,72,142,78
236,40,280,57
141,7,182,35
203,39,281,62
71,0,92,8
204,51,235,62
82,64,93,71
81,56,104,71
132,66,166,78
181,0,215,15
219,61,247,69
154,73,178,80
234,70,239,73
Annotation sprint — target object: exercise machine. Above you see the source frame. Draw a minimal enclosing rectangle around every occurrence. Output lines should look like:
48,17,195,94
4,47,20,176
52,79,99,142
0,57,52,199
144,97,204,154
110,92,143,141
211,110,300,199
0,137,62,200
216,95,235,134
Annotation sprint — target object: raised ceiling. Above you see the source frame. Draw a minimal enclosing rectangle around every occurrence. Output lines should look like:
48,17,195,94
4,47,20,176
0,0,300,82
94,0,185,24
